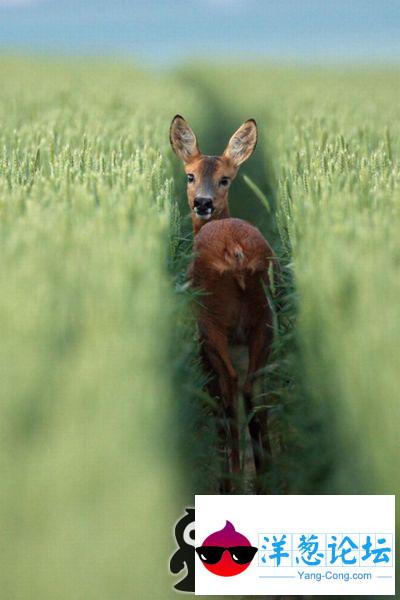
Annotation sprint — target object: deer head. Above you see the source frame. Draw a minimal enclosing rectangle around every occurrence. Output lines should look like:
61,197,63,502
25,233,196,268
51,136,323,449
170,115,258,234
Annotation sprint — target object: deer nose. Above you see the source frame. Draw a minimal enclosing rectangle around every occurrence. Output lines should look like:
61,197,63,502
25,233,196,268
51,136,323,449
194,197,214,214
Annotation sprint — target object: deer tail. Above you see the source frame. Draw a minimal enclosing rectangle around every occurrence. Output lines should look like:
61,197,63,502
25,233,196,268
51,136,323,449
232,246,246,289
223,243,259,290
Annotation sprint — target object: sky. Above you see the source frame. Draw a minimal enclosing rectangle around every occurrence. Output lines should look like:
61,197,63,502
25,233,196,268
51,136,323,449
0,0,399,65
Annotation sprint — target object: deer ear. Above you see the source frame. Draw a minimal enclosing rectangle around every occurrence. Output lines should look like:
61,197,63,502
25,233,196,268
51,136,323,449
170,115,201,164
223,119,258,167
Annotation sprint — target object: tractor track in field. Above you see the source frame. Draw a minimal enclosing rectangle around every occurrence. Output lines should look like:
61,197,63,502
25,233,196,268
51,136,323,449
173,70,294,496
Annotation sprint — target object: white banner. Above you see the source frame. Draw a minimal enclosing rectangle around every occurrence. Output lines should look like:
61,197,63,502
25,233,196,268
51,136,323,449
195,495,395,596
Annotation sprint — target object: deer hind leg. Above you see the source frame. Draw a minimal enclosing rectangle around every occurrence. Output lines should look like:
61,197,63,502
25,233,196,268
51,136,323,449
200,345,222,399
243,321,273,478
200,328,240,476
200,345,230,491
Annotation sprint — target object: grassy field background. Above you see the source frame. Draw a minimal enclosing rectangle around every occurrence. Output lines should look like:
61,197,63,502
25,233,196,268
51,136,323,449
0,57,398,599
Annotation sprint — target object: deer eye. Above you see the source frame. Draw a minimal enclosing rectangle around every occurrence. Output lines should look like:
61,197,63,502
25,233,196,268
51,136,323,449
187,173,195,183
219,177,229,187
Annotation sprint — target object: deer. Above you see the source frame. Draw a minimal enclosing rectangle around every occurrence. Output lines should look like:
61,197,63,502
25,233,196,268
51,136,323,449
170,115,279,488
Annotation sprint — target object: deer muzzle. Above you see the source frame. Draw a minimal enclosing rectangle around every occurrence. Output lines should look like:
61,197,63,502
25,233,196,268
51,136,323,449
193,196,214,219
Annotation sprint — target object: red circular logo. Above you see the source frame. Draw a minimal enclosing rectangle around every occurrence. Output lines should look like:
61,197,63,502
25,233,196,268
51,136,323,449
196,521,257,577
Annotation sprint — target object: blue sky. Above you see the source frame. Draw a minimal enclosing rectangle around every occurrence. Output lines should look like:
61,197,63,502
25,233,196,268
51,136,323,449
0,0,399,65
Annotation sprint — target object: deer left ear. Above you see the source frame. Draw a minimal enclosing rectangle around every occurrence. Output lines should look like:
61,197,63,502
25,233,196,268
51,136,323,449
223,119,258,167
170,115,201,164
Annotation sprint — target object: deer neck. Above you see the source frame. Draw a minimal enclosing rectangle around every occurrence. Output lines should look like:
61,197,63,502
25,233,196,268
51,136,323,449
192,206,230,236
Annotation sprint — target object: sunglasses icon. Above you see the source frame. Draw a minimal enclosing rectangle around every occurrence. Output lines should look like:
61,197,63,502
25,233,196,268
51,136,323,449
195,545,258,565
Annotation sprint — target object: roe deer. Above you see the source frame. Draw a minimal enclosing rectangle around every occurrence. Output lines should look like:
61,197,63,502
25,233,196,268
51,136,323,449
170,115,278,486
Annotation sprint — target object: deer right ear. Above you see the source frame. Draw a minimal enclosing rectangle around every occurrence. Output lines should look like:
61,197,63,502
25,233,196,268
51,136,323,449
170,115,201,164
223,119,258,167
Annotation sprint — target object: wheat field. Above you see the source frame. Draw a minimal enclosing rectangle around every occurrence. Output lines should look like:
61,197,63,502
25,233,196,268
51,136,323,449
0,58,398,599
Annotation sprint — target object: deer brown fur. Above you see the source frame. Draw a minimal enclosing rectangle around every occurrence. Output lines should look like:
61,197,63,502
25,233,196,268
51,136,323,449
170,115,277,485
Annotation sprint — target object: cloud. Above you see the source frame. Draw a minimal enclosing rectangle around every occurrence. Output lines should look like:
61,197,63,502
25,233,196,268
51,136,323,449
0,0,44,6
201,0,251,11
